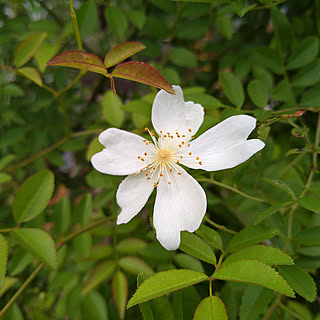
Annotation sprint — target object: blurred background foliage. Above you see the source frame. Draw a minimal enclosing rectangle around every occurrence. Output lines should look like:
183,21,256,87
0,0,320,319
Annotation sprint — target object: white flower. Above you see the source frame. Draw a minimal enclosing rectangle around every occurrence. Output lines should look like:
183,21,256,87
91,86,265,250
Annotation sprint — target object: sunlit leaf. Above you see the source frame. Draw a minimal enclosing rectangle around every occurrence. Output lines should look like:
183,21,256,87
193,296,228,320
112,271,128,320
12,228,57,269
112,61,174,94
214,260,295,297
47,50,108,76
14,32,47,67
18,67,43,87
104,42,146,68
102,90,125,127
0,234,8,289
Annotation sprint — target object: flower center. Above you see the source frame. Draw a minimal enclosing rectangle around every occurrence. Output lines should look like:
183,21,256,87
156,149,173,163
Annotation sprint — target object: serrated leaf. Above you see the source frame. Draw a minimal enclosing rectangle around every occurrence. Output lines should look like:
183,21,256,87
102,90,125,127
180,232,216,265
193,296,228,320
0,234,8,289
82,260,116,295
277,265,316,302
47,50,107,76
112,61,174,94
287,36,319,70
240,285,273,320
219,72,244,108
214,260,295,297
12,228,57,269
195,224,223,250
119,256,154,275
247,80,268,107
14,32,47,67
254,202,292,225
297,194,320,213
13,169,54,223
18,67,43,86
295,226,320,245
112,271,128,320
104,42,146,68
127,270,208,308
226,226,280,253
224,245,293,266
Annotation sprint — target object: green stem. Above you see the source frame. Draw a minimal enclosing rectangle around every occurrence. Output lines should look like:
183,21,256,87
198,178,266,203
205,217,237,234
69,0,83,51
262,294,281,320
0,228,18,233
209,278,213,297
57,70,86,97
279,303,304,320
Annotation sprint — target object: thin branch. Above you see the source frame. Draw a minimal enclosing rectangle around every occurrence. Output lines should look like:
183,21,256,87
205,217,237,234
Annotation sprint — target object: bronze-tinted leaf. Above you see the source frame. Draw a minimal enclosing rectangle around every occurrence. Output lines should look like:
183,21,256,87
47,50,108,76
104,41,146,68
112,61,174,94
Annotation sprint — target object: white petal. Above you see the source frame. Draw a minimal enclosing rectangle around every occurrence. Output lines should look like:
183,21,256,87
151,86,204,139
153,167,207,250
183,115,265,171
91,128,153,175
116,173,156,224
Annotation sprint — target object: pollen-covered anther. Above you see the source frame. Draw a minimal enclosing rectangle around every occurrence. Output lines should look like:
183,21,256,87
160,173,163,177
187,144,190,147
169,168,173,172
133,172,136,176
196,157,199,160
180,156,183,159
145,127,148,131
178,172,182,175
182,141,185,145
189,152,192,156
188,128,192,132
199,161,202,165
144,152,147,156
153,182,158,188
168,181,171,185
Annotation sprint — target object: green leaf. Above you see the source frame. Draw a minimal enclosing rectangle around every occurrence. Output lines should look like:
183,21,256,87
272,80,294,102
86,136,104,162
184,93,222,109
297,194,320,213
271,6,291,54
295,226,320,245
0,154,15,171
82,260,116,295
104,6,128,39
102,90,125,127
2,84,25,97
287,36,319,70
293,58,320,87
13,169,54,223
112,271,128,320
0,234,8,289
122,99,151,117
18,67,43,86
119,256,154,275
219,72,244,108
12,228,57,269
0,277,18,297
112,61,174,94
224,245,293,266
300,82,320,107
127,9,146,30
277,265,316,302
195,224,223,250
127,269,208,308
104,42,146,68
34,42,60,72
215,15,233,39
77,1,98,37
297,246,320,257
82,290,109,320
247,80,268,107
0,173,12,184
117,238,147,255
14,32,47,67
254,47,283,74
76,193,93,226
287,301,312,320
174,253,204,273
254,202,292,225
51,197,71,234
179,232,216,265
226,225,280,253
240,285,273,320
169,48,198,68
214,260,295,297
47,50,107,76
193,296,228,320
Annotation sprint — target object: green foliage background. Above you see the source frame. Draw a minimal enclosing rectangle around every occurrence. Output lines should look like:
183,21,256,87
0,0,320,319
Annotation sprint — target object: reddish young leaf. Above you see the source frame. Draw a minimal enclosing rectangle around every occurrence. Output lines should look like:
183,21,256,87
112,61,174,94
104,41,146,68
47,50,108,76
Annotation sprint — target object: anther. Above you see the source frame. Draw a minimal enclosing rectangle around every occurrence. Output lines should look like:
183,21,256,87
199,161,202,165
180,156,183,159
160,173,163,177
153,183,158,188
168,181,171,185
188,128,192,132
179,145,181,148
189,152,192,156
196,157,199,160
143,139,146,142
177,160,180,164
144,152,147,156
191,135,194,139
182,141,185,145
141,158,145,162
140,169,143,172
169,169,173,172
145,127,148,131
133,172,136,176
137,156,141,159
182,135,186,137
187,144,190,147
164,135,167,138
147,177,151,180
178,172,182,175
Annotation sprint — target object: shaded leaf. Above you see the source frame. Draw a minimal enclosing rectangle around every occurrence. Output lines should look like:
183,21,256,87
226,225,279,253
13,169,54,223
117,238,147,255
294,226,320,245
180,232,216,265
102,90,125,127
127,269,208,308
76,193,92,226
219,71,244,108
104,42,146,68
112,271,128,320
254,47,283,74
193,296,228,320
254,202,292,225
82,290,109,320
297,194,320,213
18,67,43,86
112,61,174,94
224,245,293,266
247,79,268,107
12,228,57,269
14,32,47,67
277,265,316,302
0,277,18,297
0,173,12,184
82,260,116,295
47,50,107,76
119,256,154,275
169,48,198,67
0,234,8,289
293,58,320,87
214,260,294,297
174,253,204,273
105,6,128,39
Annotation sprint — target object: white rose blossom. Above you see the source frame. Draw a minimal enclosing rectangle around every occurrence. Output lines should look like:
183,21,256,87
91,86,265,250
